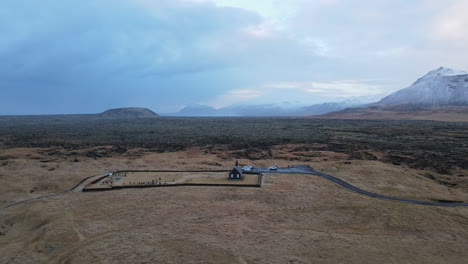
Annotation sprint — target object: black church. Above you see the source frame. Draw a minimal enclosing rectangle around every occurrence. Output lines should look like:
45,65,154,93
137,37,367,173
229,160,243,180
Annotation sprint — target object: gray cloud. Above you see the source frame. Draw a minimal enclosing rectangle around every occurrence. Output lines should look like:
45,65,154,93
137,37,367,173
0,1,264,113
1,0,467,114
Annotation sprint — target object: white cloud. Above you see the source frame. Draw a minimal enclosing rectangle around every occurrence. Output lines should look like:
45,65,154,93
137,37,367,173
242,19,281,38
203,79,390,108
368,47,407,57
265,80,389,97
205,0,299,19
202,89,265,108
300,37,334,57
433,0,468,48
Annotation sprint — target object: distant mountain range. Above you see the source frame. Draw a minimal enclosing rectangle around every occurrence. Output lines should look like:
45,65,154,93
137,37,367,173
103,67,468,120
162,99,373,117
317,67,468,122
7,67,466,121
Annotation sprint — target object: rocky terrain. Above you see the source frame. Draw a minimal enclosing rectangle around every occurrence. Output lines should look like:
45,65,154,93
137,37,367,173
317,106,468,122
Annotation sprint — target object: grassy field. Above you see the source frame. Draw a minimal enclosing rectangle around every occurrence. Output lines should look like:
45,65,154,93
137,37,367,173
1,150,467,264
84,171,260,190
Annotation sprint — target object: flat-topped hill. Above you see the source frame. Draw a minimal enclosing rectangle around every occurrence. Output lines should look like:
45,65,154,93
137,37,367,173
99,107,159,119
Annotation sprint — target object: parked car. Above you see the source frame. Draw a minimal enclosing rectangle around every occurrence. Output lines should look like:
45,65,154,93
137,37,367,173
242,165,253,171
269,165,278,170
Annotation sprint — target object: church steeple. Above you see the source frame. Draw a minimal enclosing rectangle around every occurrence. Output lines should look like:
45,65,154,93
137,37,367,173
235,160,239,167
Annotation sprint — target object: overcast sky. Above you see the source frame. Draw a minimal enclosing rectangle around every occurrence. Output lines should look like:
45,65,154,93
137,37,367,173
1,0,468,114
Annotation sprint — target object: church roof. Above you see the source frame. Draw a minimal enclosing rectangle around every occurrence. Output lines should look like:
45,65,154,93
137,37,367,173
231,166,243,174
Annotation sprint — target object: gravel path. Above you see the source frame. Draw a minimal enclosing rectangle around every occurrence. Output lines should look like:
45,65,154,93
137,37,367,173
252,166,468,207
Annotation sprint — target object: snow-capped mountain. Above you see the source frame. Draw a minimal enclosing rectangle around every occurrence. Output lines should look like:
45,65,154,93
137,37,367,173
378,67,468,106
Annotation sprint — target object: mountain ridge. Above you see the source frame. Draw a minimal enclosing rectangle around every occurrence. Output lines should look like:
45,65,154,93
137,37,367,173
315,67,468,122
163,99,371,117
377,67,468,106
